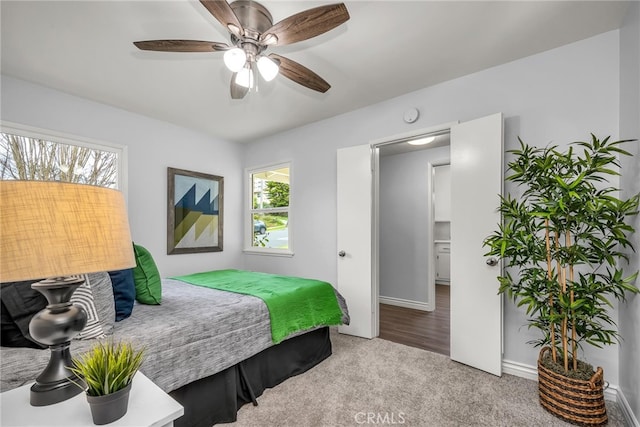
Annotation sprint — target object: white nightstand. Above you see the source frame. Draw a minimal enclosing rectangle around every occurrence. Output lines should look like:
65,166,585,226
1,372,184,427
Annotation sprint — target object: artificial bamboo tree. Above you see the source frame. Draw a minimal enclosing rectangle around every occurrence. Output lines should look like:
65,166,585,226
484,134,639,376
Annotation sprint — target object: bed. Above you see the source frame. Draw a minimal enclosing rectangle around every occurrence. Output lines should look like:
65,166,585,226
0,269,350,426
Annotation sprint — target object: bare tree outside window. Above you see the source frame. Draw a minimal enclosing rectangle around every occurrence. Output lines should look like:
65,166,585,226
0,133,118,188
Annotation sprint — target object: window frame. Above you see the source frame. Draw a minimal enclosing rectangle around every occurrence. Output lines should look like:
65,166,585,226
0,121,128,200
244,161,293,257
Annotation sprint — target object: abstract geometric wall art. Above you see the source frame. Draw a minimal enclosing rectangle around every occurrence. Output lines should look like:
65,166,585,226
167,167,223,254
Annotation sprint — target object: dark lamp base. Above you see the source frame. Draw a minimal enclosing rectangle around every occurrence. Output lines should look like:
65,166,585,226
29,277,88,406
31,374,84,406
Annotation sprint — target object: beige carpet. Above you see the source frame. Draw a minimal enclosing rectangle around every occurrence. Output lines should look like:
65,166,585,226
228,330,625,427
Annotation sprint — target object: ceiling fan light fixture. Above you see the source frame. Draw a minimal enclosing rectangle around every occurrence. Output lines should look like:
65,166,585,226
407,136,436,146
235,67,254,88
257,56,279,81
223,47,247,72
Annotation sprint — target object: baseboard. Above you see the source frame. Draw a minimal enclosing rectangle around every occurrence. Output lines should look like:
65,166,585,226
501,358,538,381
616,386,640,427
379,296,431,311
502,359,638,426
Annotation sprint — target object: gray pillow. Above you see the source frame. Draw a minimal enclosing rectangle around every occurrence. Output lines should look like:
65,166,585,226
71,279,106,340
86,272,116,336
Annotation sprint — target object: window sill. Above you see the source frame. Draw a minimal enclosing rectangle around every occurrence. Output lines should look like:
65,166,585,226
243,249,294,257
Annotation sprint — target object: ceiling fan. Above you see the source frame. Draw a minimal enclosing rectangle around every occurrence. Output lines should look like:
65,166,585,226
134,0,350,99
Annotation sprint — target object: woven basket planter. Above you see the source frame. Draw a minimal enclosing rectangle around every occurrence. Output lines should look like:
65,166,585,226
537,347,607,426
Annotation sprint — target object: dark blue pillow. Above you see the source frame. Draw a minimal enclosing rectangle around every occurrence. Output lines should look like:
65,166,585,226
107,269,135,321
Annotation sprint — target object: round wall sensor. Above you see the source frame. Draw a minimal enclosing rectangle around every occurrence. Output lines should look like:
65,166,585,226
403,108,420,124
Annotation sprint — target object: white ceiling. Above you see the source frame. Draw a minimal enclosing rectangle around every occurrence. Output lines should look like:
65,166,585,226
0,1,630,143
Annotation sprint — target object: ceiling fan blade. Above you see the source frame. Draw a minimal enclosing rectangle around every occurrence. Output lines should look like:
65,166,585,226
200,0,244,37
230,74,249,99
261,3,349,46
269,53,330,93
134,40,228,52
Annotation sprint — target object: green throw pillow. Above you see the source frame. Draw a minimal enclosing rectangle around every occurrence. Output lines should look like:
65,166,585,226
132,243,161,305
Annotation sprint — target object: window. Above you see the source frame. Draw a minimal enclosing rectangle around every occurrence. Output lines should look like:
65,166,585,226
0,123,125,191
246,163,291,255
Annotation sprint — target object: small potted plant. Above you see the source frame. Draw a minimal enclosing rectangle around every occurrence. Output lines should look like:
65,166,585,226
483,134,639,426
69,340,145,425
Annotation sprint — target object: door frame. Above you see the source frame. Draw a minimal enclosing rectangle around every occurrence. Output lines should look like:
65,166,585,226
371,122,457,324
342,114,503,375
430,160,451,307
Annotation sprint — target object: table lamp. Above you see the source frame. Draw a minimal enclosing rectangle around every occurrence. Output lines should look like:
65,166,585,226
0,180,136,406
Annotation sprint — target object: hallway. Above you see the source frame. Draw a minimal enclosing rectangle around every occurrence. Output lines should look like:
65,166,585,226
379,284,450,356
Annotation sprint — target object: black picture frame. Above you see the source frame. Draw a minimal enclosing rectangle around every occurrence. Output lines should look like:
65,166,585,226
167,167,223,254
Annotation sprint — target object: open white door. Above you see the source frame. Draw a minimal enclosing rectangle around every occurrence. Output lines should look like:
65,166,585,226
336,144,375,338
450,113,503,376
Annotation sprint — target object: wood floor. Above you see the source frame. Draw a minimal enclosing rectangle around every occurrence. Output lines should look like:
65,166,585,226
379,284,450,356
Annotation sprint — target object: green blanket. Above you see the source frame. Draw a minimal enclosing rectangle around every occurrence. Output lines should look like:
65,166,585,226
171,269,343,343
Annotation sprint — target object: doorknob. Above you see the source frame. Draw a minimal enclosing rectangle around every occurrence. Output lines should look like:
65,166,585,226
338,250,346,257
486,257,498,266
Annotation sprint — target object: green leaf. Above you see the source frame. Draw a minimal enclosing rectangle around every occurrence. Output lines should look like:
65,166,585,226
570,299,587,310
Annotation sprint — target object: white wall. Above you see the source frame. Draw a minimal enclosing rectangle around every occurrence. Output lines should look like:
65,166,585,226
0,75,245,277
618,1,640,420
379,146,450,303
243,31,622,383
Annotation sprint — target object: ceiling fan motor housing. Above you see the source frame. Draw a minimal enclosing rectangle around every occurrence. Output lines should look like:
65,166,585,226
230,1,273,38
229,1,273,60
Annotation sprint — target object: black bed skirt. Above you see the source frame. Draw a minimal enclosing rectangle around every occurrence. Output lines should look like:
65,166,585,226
169,327,332,427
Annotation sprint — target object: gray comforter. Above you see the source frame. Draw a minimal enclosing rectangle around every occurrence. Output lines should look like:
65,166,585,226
1,278,349,393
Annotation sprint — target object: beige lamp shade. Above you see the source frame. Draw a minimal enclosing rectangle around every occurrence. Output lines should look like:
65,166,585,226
1,181,135,282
